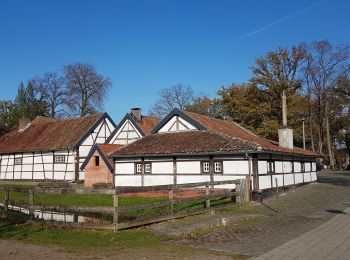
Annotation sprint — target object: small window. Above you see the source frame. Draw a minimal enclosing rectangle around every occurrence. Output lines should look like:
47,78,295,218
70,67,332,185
267,161,275,173
95,156,99,166
136,163,142,174
14,158,22,165
214,161,222,173
202,162,210,173
145,163,151,173
54,155,65,163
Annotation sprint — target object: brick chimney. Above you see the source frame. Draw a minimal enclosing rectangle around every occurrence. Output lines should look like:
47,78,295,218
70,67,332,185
130,108,142,122
18,116,31,132
278,91,293,149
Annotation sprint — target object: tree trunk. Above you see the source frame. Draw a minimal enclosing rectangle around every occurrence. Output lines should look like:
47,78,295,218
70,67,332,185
325,105,334,168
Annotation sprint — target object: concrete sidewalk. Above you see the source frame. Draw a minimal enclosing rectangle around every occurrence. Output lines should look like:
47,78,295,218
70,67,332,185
254,208,350,260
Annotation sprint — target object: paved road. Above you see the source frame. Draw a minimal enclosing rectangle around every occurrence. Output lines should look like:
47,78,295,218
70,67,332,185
254,207,350,260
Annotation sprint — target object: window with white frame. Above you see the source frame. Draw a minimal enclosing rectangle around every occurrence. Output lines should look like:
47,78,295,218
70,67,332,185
54,155,66,163
145,163,151,173
135,163,142,174
214,161,222,173
202,162,210,173
14,158,22,165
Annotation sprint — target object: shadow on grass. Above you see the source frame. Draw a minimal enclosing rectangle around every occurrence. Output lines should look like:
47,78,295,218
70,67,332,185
317,174,350,188
326,209,349,215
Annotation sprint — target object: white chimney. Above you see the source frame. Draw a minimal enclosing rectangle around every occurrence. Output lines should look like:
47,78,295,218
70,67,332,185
278,91,293,149
130,108,141,122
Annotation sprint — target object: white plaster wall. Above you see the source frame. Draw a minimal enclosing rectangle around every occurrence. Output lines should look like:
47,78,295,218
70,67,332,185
177,175,210,184
258,161,268,174
115,176,141,186
259,175,272,189
294,162,301,172
305,162,311,172
295,173,303,184
115,163,134,174
158,116,177,132
275,161,283,173
223,160,249,174
271,174,284,187
311,172,317,181
283,161,292,173
177,161,201,174
144,175,173,186
0,150,75,181
214,175,240,189
179,117,197,130
152,162,173,174
304,172,312,182
284,174,294,186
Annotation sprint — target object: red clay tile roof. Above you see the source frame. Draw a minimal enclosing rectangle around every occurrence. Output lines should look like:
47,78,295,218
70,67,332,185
0,114,105,154
98,144,124,155
184,112,317,157
111,110,318,157
136,116,160,135
111,130,261,156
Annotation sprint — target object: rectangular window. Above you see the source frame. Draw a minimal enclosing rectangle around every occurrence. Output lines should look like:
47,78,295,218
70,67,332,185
301,162,305,173
214,161,222,173
267,161,275,173
95,156,99,166
135,163,142,174
145,163,151,173
54,155,65,163
202,162,210,173
14,158,22,165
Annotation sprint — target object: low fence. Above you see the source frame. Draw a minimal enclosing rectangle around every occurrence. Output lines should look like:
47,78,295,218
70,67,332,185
0,179,249,231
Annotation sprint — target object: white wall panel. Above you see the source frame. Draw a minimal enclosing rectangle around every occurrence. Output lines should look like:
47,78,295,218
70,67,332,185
177,175,209,184
115,163,134,174
258,161,268,174
144,175,173,186
152,162,173,174
294,162,301,172
283,161,292,173
115,176,142,186
295,173,303,184
177,161,200,174
284,174,294,186
304,172,311,182
259,176,272,189
271,174,284,187
223,160,249,174
311,172,317,181
275,161,283,173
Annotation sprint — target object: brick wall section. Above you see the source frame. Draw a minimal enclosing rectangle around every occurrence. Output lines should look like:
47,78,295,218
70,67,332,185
84,150,113,187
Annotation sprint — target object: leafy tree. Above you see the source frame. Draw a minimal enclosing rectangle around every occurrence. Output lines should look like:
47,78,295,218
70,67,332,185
149,84,194,118
250,44,308,123
185,96,223,118
14,81,47,120
0,100,17,134
64,63,112,117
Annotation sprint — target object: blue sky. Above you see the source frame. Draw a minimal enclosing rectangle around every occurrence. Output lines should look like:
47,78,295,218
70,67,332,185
0,0,349,121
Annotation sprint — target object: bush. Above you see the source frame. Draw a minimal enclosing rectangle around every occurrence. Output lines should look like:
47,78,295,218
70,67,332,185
92,182,113,189
38,180,71,188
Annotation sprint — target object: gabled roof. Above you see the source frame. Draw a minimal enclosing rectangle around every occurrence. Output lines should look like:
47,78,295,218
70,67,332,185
0,113,114,154
110,109,318,158
105,113,160,143
151,108,207,134
80,143,123,171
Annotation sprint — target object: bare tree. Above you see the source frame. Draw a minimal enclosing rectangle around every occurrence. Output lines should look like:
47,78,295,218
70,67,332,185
32,72,66,118
64,63,112,117
149,84,194,118
305,40,350,167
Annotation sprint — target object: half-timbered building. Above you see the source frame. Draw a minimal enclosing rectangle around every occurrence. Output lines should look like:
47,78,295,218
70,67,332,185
81,108,159,186
0,113,116,181
106,108,160,145
109,108,318,191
